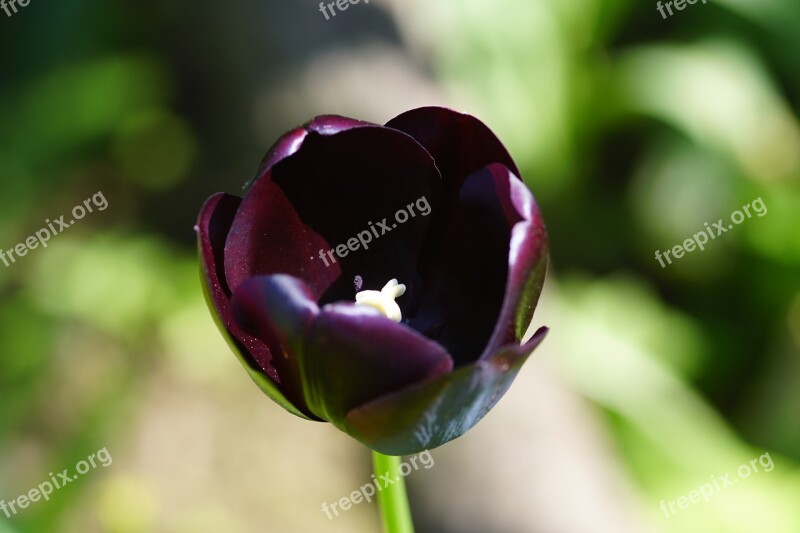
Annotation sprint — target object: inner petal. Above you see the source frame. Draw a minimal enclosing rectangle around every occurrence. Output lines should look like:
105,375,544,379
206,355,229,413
409,163,531,364
224,126,443,310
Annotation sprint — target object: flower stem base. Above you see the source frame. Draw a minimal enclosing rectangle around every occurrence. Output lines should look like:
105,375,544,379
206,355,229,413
372,451,415,533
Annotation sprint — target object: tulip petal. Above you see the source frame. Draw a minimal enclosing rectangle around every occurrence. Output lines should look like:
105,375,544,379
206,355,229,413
481,168,548,356
224,125,443,311
386,106,520,198
343,327,549,455
251,115,374,188
409,163,547,363
387,108,547,360
230,274,319,414
197,193,316,419
230,275,455,424
304,303,454,423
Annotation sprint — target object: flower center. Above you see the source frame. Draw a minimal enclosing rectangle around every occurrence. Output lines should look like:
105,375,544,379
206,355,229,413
354,279,406,322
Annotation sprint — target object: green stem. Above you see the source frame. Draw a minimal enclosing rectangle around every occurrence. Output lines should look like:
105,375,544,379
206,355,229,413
372,451,415,533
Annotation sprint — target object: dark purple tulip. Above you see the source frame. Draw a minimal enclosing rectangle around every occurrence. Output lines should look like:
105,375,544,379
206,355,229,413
197,107,548,455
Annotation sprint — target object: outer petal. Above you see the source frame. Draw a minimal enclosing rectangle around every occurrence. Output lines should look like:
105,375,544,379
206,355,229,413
224,124,443,308
386,106,520,199
196,193,315,419
387,108,548,361
343,327,549,455
231,275,455,424
249,115,374,189
479,166,548,357
408,163,547,363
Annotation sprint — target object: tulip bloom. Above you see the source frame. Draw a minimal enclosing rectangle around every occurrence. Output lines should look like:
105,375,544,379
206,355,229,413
197,107,548,455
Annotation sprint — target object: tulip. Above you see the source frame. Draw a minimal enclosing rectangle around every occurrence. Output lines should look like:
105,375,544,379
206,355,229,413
197,107,548,456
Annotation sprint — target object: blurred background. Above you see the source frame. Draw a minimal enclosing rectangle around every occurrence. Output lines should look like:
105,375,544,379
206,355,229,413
1,0,799,531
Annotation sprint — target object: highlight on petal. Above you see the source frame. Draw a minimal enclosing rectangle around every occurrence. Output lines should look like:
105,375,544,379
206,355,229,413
477,164,548,356
343,327,549,455
230,274,319,358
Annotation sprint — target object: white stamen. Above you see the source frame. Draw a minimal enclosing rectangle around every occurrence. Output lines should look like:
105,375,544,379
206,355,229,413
354,279,407,322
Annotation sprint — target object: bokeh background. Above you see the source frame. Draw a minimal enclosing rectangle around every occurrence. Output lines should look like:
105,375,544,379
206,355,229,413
1,0,800,531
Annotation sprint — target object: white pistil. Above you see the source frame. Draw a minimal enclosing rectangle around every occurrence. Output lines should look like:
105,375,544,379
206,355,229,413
354,279,406,322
